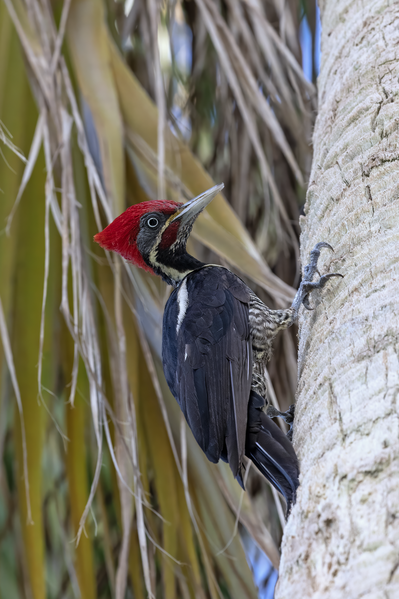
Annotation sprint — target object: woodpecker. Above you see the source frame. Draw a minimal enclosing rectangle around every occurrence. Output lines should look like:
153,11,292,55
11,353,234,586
94,184,342,513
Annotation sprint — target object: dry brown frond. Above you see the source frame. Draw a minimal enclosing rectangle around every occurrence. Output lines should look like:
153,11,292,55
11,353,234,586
0,0,319,596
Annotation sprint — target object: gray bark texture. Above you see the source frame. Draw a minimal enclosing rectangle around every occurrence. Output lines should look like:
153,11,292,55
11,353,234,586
276,1,399,598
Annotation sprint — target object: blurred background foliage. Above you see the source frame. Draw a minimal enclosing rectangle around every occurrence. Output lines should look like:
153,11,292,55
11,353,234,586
0,0,320,597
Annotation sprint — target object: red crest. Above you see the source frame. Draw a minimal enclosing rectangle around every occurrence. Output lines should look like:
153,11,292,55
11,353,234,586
94,200,181,273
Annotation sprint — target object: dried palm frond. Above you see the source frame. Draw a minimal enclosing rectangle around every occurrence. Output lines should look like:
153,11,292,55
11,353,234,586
0,0,319,597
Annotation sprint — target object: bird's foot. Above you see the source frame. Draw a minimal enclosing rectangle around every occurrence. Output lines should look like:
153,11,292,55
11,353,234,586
292,242,343,312
266,404,295,440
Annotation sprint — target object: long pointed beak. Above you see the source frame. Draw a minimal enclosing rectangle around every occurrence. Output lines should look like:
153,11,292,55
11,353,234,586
171,184,224,224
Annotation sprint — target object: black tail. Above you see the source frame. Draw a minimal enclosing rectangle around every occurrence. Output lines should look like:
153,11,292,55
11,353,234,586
245,391,299,515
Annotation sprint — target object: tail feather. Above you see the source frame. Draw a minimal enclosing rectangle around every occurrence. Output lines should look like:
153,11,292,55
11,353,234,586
249,453,287,498
245,392,299,515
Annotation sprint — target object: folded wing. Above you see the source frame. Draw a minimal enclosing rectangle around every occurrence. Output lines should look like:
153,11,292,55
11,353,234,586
162,266,252,483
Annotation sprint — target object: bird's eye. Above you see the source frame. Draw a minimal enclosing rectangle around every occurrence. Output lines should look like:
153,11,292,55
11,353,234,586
147,217,159,229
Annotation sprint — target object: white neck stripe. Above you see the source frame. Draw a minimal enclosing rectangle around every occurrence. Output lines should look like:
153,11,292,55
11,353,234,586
176,279,189,334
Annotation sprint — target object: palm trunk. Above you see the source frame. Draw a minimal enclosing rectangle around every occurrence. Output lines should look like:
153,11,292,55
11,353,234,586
276,1,399,597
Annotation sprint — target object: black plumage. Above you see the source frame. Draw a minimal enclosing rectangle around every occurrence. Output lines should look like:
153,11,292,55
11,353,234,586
162,266,299,510
246,391,299,509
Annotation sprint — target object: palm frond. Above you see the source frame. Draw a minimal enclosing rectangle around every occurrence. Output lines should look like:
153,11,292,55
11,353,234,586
0,0,318,597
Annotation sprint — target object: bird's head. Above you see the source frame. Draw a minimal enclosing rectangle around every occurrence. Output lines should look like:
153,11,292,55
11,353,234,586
94,184,223,286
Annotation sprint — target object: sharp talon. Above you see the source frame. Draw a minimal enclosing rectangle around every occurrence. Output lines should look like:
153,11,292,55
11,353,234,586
303,296,314,310
322,273,344,280
302,295,312,310
307,273,343,290
312,241,334,253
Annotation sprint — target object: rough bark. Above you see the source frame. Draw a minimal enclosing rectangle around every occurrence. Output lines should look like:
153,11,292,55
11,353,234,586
276,1,399,598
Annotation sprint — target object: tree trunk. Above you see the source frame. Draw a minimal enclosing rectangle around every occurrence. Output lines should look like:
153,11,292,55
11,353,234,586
276,2,399,597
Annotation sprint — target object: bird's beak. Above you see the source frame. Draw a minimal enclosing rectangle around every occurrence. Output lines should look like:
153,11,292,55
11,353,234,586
171,184,224,225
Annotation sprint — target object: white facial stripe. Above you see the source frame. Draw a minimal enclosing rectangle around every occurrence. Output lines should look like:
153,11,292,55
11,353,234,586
148,214,178,263
147,221,169,269
147,219,192,283
176,279,189,334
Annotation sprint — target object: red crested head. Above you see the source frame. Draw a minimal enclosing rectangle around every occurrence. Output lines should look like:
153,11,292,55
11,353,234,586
94,200,181,273
94,185,224,286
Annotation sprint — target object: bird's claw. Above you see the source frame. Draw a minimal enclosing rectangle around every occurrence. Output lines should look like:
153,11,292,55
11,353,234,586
320,272,344,282
304,242,334,283
292,242,343,312
266,404,295,440
303,295,314,311
311,241,334,253
301,272,343,294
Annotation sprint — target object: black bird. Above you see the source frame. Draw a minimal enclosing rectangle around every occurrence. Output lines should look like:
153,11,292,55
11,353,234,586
94,184,342,513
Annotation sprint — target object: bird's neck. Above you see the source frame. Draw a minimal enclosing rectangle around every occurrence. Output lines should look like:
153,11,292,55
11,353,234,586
151,250,206,288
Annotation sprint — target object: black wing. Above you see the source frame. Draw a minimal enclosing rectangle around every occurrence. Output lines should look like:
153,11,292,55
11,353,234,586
162,266,252,482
